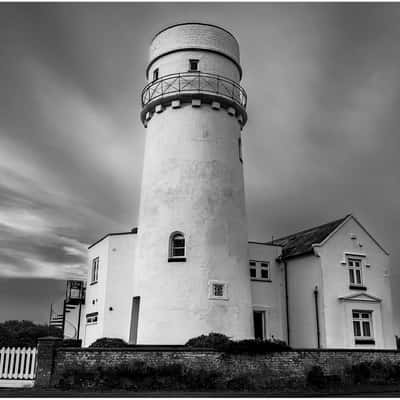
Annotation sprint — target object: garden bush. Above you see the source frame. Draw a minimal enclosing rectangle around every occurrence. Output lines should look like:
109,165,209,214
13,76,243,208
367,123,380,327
88,337,129,348
306,366,326,388
185,332,290,353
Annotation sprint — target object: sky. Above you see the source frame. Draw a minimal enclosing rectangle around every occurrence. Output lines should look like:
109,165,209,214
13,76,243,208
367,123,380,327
1,3,400,331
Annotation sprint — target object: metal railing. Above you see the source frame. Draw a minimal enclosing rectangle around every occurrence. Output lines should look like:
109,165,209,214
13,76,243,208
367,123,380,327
141,72,247,109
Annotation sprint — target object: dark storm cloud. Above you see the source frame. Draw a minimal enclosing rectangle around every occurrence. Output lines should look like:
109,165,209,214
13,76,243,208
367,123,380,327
0,3,399,328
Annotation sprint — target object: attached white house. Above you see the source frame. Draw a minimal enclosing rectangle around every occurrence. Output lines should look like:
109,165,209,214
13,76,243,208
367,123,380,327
251,213,395,349
64,214,396,350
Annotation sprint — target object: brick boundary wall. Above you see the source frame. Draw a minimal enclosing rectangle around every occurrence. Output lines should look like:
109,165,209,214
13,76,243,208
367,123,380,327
35,337,400,389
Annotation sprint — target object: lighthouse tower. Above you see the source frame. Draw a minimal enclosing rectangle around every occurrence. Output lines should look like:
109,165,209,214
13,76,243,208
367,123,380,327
133,23,253,344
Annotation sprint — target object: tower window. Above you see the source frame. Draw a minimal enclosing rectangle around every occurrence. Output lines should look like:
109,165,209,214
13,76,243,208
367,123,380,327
153,68,159,81
208,280,228,300
238,137,243,163
189,59,199,71
91,257,99,284
168,232,186,262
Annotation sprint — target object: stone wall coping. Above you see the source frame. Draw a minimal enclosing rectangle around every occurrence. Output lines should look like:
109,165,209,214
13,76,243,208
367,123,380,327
57,346,398,354
38,336,63,341
293,348,400,353
58,345,219,353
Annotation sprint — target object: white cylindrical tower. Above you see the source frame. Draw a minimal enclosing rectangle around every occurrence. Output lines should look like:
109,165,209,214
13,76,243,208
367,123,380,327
133,23,253,344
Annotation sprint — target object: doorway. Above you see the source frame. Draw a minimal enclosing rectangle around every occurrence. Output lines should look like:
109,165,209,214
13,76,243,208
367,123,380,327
253,310,266,340
129,296,140,344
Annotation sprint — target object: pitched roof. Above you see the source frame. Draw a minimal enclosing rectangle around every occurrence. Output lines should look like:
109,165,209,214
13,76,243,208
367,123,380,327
267,215,351,259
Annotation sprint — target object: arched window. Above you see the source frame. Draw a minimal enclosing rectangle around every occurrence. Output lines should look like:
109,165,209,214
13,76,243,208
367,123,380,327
168,232,186,262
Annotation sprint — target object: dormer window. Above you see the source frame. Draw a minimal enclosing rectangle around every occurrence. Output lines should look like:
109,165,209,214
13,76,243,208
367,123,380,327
168,232,186,262
189,59,199,71
153,68,159,81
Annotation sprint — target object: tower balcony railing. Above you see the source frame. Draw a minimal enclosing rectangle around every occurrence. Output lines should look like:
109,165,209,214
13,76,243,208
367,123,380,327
141,72,247,110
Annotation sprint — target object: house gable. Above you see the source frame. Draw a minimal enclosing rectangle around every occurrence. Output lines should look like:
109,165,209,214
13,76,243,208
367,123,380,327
313,215,389,256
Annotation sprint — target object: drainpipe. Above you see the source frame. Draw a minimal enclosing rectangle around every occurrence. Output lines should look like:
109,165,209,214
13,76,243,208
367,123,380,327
283,259,290,346
314,286,321,349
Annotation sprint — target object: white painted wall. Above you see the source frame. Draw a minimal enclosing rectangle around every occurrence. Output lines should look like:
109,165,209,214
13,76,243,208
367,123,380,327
134,23,253,344
286,254,323,348
316,216,395,349
82,233,137,347
102,234,136,341
248,243,286,341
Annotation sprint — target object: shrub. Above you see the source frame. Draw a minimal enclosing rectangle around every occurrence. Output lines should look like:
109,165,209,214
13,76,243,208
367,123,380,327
223,338,290,354
185,332,231,348
306,366,326,388
89,337,129,348
185,332,290,353
348,361,371,384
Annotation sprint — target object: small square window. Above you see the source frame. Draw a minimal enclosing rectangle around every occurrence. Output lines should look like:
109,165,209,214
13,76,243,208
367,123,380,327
250,268,256,278
189,59,199,71
209,281,228,300
213,284,224,297
249,261,256,266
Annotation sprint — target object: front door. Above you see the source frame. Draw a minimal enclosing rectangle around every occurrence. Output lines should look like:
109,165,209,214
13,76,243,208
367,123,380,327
253,310,265,340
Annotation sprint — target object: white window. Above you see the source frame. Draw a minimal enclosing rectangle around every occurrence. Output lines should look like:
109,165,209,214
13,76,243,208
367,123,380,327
86,312,98,325
91,257,99,284
209,280,228,300
249,260,270,281
169,232,186,260
189,59,199,71
348,257,363,286
352,310,374,343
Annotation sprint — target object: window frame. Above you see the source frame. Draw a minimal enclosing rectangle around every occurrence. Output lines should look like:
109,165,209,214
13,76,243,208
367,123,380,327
352,310,374,344
91,257,99,284
189,59,199,71
249,260,271,282
208,280,228,300
168,232,186,262
347,256,365,289
86,312,98,325
153,68,159,81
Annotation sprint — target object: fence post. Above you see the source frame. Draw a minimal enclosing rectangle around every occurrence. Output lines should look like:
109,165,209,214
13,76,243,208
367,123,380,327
35,337,62,388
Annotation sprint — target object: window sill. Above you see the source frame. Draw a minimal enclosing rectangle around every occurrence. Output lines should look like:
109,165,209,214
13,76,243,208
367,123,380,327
349,285,367,290
355,339,375,345
90,281,98,286
168,257,186,262
251,279,272,283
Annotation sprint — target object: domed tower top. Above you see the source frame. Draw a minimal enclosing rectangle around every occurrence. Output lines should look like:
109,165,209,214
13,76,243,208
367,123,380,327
141,22,247,127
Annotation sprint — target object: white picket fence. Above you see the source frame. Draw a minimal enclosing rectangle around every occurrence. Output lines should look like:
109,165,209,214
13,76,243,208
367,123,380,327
0,347,37,388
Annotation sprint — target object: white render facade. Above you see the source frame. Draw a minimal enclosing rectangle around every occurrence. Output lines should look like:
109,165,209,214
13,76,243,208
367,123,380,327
67,23,396,349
